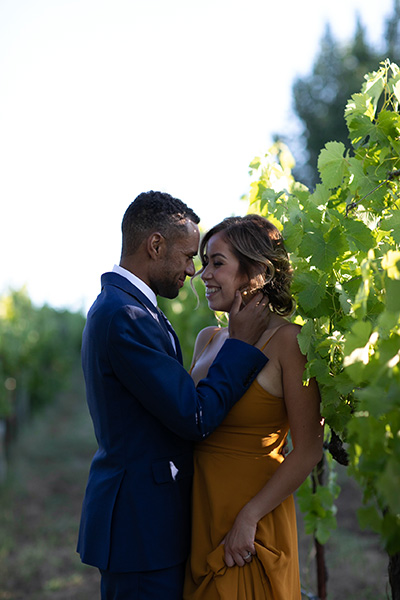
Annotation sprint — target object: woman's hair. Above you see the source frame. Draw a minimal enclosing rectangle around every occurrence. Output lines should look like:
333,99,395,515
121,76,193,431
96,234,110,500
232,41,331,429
199,214,295,316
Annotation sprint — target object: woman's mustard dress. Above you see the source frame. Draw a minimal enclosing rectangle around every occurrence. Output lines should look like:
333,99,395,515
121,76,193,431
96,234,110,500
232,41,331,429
183,330,301,600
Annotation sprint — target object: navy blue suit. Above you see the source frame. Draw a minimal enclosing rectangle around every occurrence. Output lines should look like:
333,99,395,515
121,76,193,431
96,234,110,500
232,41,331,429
77,272,267,580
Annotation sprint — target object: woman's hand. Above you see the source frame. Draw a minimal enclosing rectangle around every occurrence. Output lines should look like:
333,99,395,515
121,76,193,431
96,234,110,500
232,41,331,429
221,509,257,567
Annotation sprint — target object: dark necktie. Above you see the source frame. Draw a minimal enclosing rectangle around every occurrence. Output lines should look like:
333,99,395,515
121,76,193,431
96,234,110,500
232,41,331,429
156,308,183,364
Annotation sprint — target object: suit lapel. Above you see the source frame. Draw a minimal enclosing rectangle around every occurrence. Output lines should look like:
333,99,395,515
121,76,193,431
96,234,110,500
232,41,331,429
101,272,182,361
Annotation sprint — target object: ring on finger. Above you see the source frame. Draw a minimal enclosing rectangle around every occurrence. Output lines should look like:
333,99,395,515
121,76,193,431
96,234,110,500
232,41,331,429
243,551,252,560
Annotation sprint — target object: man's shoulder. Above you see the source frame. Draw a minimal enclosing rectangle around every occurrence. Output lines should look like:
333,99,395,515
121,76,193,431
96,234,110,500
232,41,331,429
87,276,149,325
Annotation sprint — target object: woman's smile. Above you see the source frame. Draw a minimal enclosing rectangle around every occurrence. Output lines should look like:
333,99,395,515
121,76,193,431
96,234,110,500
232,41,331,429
204,286,221,298
201,231,248,312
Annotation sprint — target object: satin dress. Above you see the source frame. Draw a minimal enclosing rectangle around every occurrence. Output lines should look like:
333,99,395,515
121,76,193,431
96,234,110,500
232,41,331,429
184,330,301,600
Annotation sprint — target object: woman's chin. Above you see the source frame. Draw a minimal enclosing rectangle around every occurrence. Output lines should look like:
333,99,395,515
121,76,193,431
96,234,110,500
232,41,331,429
207,301,232,313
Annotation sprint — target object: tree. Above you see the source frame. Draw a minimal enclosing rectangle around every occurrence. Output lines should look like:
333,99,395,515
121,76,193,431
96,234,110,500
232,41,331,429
289,0,400,189
386,0,400,60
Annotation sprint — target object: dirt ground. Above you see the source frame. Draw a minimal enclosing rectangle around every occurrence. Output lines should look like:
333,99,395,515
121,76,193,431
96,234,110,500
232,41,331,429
296,467,390,599
0,371,391,599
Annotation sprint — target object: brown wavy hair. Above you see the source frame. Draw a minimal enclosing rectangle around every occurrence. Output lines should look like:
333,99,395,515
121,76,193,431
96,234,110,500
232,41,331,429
198,214,295,316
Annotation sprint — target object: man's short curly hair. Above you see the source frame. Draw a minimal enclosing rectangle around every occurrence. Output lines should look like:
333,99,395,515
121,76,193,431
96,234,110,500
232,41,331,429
199,214,295,316
121,191,200,257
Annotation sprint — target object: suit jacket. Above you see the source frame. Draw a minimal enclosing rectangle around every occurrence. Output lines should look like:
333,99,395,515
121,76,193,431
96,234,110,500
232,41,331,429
77,272,267,573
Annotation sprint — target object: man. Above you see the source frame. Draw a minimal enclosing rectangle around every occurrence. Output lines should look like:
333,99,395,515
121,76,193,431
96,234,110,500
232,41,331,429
77,190,270,599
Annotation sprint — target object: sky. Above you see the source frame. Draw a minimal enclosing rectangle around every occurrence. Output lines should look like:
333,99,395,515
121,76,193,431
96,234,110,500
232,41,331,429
0,0,395,313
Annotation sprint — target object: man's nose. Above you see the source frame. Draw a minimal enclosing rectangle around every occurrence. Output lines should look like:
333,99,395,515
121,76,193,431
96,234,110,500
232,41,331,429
186,260,196,277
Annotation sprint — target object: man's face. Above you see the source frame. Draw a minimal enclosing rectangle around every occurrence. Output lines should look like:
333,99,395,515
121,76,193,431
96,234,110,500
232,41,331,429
152,220,200,299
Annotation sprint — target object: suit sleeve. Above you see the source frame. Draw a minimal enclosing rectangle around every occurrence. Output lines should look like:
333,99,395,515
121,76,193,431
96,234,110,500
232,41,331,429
107,304,268,441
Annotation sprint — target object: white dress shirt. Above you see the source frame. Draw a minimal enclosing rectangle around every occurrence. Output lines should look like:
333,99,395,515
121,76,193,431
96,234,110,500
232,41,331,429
112,264,157,307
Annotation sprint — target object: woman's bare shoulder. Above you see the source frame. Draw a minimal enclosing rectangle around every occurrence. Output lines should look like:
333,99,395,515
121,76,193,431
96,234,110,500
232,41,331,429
195,325,223,342
278,320,301,335
193,326,225,358
275,321,302,345
272,322,308,367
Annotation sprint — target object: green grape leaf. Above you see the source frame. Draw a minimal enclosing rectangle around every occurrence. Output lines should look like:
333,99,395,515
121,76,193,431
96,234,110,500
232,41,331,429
362,68,386,111
326,225,347,257
345,93,376,145
296,319,314,355
347,157,375,200
372,110,400,144
261,188,285,214
380,210,400,245
315,514,337,545
248,180,266,205
303,512,318,536
307,358,332,385
337,285,353,315
377,458,400,514
293,271,328,310
385,278,400,312
342,218,374,253
343,321,373,384
355,385,397,418
249,157,261,170
309,183,331,208
321,396,352,433
283,221,303,252
382,250,400,279
299,226,344,271
317,142,348,189
392,77,400,105
316,484,337,510
357,505,382,534
344,320,372,355
285,194,304,224
377,308,400,335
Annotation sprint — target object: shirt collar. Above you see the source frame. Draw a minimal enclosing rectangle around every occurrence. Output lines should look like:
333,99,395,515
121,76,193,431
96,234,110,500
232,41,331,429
112,264,157,307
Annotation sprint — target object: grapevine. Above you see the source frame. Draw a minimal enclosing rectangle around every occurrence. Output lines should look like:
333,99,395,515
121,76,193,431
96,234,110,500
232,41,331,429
245,59,400,558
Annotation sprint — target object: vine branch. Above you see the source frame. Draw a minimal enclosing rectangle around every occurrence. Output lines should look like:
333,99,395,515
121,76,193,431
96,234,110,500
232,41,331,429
345,169,400,216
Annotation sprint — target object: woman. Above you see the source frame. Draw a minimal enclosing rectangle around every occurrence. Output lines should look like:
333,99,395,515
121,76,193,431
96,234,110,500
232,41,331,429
183,215,324,600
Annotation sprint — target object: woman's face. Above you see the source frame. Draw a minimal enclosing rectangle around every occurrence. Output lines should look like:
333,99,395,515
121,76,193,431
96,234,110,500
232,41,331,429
201,231,249,312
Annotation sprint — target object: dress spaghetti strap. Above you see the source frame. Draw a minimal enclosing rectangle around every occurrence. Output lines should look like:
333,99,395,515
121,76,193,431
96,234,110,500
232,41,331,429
260,324,290,352
190,323,291,373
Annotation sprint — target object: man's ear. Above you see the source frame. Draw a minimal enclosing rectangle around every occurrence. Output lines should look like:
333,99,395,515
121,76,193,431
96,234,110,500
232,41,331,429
147,232,166,259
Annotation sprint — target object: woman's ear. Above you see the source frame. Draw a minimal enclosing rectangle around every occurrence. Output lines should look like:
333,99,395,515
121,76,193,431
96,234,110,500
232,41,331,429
147,232,166,259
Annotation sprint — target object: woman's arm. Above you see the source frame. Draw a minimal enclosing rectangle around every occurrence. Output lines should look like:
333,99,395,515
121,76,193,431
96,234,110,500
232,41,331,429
222,324,324,567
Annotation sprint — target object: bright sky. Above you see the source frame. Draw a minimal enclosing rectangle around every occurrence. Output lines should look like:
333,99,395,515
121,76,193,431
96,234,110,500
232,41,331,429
0,0,394,312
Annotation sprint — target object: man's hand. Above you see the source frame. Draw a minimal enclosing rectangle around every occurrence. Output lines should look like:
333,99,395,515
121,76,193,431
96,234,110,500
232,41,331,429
228,291,270,346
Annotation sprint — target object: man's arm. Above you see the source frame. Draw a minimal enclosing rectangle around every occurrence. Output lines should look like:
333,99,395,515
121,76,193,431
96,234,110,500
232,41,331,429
108,304,268,441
